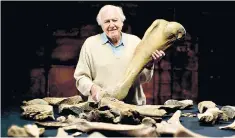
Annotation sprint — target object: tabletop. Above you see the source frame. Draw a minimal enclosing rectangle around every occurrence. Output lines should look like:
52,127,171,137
1,105,235,137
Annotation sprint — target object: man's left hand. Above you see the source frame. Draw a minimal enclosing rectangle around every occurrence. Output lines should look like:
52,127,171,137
152,50,165,61
145,50,165,69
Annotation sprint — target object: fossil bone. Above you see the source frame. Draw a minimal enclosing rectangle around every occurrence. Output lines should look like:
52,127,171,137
24,124,41,137
221,106,235,119
87,132,107,138
219,120,235,130
57,95,83,105
58,102,95,115
118,110,142,125
62,119,158,137
139,104,182,113
73,108,141,124
85,109,115,123
156,110,207,137
21,104,55,120
56,116,66,122
219,112,229,122
7,124,45,137
71,132,83,136
36,117,158,137
23,99,49,105
142,117,157,126
198,101,216,113
43,97,67,105
197,107,228,124
50,128,74,138
181,112,197,117
48,128,82,138
99,97,167,117
164,99,193,109
98,19,186,100
36,121,69,128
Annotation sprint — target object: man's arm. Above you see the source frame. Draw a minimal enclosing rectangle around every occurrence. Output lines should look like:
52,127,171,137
74,40,94,96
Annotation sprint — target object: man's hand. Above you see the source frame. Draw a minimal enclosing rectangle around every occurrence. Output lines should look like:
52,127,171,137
145,50,165,69
152,50,165,60
91,84,102,102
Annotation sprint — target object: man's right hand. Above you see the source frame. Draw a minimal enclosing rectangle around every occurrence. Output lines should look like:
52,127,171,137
90,84,103,102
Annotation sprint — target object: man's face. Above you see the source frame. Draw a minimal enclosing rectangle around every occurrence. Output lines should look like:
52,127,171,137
100,8,123,42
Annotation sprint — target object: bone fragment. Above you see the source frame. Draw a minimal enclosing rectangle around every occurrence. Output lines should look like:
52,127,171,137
164,99,193,109
21,104,55,120
221,106,235,119
23,99,48,105
219,120,235,130
198,101,216,113
7,124,45,137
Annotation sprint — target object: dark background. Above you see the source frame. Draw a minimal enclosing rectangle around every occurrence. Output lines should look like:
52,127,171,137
2,1,235,110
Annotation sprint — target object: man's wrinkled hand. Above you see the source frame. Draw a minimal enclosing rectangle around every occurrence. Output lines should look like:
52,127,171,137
91,84,101,102
151,50,165,61
145,50,165,69
91,84,106,102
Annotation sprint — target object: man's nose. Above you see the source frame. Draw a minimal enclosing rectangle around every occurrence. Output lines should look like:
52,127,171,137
109,21,115,27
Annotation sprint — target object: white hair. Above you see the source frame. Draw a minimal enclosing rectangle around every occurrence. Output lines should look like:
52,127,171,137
96,5,126,26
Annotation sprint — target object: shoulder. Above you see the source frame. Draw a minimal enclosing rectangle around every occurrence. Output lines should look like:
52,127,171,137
82,34,103,50
84,34,102,44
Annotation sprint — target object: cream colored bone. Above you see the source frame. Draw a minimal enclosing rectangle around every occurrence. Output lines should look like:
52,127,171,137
156,110,207,137
100,19,186,100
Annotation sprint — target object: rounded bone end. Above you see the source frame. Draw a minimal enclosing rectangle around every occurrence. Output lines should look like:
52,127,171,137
165,22,186,40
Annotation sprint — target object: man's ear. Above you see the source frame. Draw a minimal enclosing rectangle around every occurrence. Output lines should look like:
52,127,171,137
100,25,105,32
120,21,124,28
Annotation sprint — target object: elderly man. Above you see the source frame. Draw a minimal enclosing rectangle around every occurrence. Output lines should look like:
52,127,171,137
74,5,165,105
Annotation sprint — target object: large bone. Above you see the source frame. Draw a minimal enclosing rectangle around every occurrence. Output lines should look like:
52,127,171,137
7,124,45,137
100,19,186,100
83,109,116,123
42,95,83,106
198,101,216,113
62,119,158,137
23,99,49,105
198,107,229,124
57,95,83,105
181,112,197,117
221,106,235,119
56,116,67,122
219,120,235,130
49,128,82,138
164,99,193,109
52,128,73,138
87,132,106,138
43,97,67,105
156,110,207,137
21,104,55,120
58,102,95,115
99,97,167,117
36,117,158,137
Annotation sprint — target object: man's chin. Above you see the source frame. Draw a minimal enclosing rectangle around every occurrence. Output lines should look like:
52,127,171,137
109,33,118,37
108,35,118,40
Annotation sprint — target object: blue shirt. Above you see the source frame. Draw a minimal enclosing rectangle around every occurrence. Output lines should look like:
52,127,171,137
101,32,124,56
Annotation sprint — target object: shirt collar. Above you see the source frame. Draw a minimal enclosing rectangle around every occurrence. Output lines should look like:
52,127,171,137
101,32,124,46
